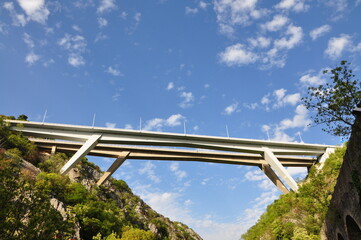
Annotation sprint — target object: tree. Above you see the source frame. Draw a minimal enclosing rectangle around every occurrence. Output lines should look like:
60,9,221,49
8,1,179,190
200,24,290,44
0,150,73,240
302,60,361,136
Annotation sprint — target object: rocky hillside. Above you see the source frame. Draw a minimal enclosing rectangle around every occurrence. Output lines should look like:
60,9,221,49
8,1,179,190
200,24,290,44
241,144,345,240
0,115,202,240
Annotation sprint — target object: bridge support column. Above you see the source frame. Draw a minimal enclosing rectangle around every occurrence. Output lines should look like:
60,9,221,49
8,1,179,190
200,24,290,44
60,134,102,175
260,164,289,194
263,148,298,192
316,147,336,170
51,145,57,156
97,151,130,186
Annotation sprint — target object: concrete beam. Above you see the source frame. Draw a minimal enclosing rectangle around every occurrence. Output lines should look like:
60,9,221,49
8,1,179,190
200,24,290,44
263,148,298,191
260,164,289,194
317,147,336,170
51,145,57,156
97,151,130,186
60,134,102,175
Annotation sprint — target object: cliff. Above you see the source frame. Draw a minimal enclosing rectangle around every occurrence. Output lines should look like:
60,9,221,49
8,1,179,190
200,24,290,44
0,115,202,240
321,110,361,239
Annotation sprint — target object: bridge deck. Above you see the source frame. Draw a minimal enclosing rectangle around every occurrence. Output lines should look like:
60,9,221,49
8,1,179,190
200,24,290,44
6,120,338,193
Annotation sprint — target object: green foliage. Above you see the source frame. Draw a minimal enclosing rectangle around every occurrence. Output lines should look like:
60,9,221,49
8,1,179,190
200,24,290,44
120,228,156,240
302,60,361,136
66,182,89,204
242,146,346,240
17,114,28,121
39,152,68,172
292,227,318,240
73,200,126,240
0,116,38,163
111,179,132,192
150,219,169,239
0,151,73,240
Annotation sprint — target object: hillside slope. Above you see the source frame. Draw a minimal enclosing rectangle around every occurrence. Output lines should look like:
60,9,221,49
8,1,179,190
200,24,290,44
0,115,202,240
241,146,345,240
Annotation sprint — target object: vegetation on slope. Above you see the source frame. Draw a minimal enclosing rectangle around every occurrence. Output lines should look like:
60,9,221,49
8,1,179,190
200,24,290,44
242,146,345,240
0,115,201,240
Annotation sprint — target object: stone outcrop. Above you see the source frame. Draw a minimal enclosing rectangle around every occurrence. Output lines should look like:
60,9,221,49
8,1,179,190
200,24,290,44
322,110,361,240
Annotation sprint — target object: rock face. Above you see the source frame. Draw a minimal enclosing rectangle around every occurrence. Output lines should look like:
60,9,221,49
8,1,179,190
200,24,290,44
60,159,202,240
18,153,202,240
322,111,361,240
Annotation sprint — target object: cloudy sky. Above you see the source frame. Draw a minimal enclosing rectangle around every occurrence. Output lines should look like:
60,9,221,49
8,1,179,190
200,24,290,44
1,0,361,239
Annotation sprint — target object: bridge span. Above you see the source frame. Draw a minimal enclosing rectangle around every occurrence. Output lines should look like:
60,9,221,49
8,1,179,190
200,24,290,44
6,120,337,193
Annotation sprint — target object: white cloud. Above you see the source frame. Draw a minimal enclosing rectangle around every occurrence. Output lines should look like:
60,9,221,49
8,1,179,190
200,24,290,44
43,58,55,67
143,114,185,131
286,167,307,177
97,17,108,28
95,32,108,42
23,33,34,48
166,114,184,127
243,102,259,110
261,15,288,32
138,161,161,183
134,12,141,23
134,185,272,240
279,104,311,130
201,178,210,185
0,22,7,35
325,34,351,59
274,24,303,50
58,34,87,67
105,122,116,128
261,104,311,142
17,0,50,24
3,2,27,26
170,162,188,181
299,69,327,87
179,92,195,108
58,34,87,52
106,66,123,76
97,0,117,13
72,25,82,32
248,36,271,48
224,102,239,115
120,11,128,19
309,24,331,41
219,43,258,66
322,0,348,13
184,199,193,206
275,0,309,12
199,1,208,9
261,94,270,105
124,124,133,130
214,0,267,36
166,82,174,90
263,88,301,109
185,6,198,15
25,52,40,65
245,169,266,181
68,54,85,67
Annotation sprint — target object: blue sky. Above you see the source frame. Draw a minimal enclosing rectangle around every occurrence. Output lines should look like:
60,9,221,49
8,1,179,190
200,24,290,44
1,0,361,239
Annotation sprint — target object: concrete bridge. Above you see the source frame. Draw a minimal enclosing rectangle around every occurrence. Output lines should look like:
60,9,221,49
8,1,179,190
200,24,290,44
6,120,337,193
